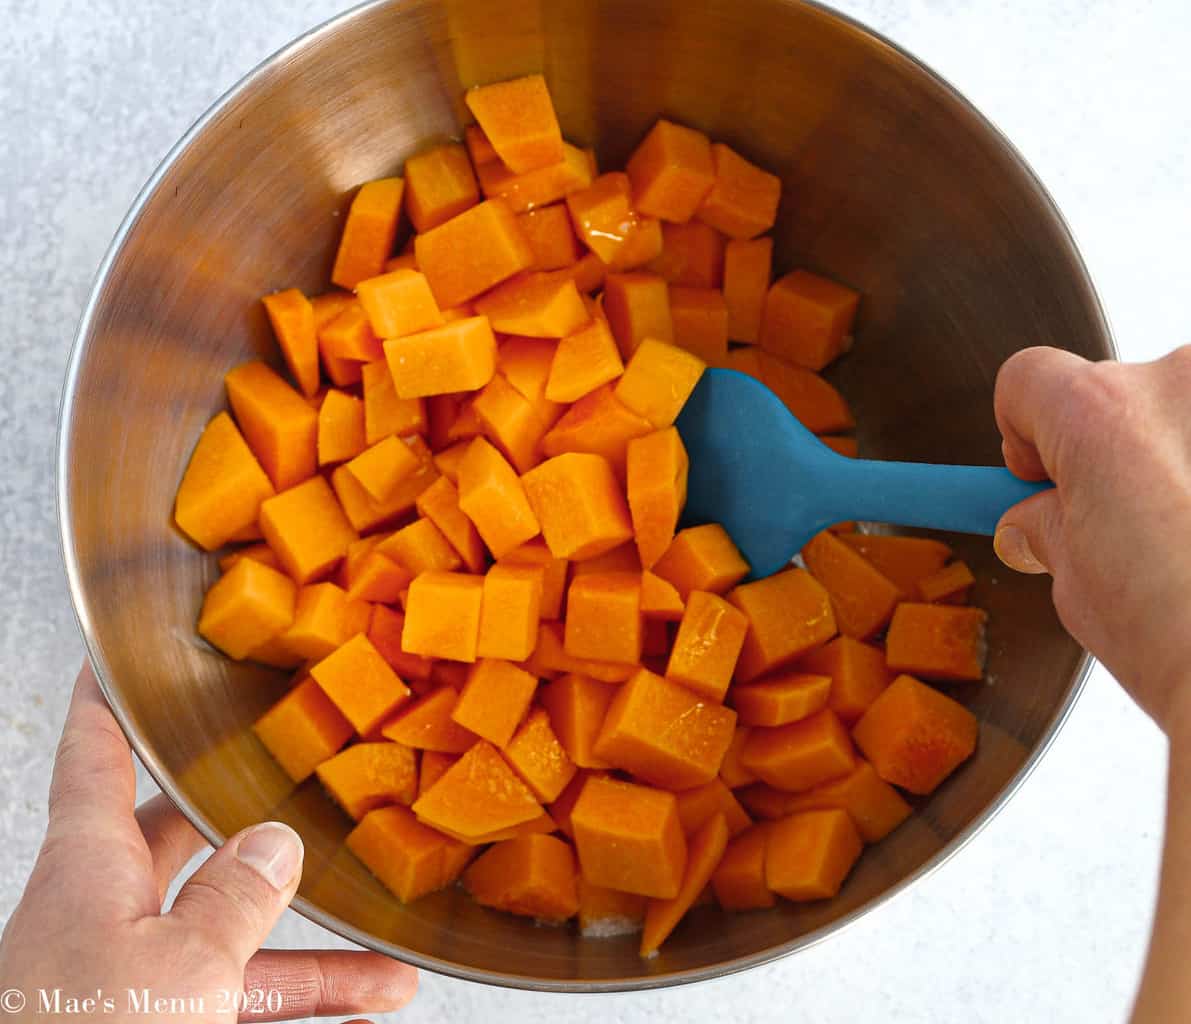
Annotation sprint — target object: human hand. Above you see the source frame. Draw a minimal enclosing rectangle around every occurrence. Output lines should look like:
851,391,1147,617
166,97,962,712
0,663,417,1023
994,345,1191,733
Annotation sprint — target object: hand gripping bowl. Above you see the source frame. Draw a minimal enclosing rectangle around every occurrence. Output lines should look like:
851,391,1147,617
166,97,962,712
58,0,1113,992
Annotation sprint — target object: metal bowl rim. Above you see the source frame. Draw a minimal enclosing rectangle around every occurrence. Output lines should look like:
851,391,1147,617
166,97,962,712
55,0,1113,993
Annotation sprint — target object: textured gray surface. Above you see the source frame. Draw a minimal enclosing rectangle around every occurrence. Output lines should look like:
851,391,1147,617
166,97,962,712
2,1,1189,1021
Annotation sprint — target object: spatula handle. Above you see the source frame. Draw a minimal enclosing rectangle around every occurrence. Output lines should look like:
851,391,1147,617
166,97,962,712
831,459,1052,536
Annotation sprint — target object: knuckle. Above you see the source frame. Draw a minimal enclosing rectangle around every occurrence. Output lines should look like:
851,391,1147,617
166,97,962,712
1064,362,1129,419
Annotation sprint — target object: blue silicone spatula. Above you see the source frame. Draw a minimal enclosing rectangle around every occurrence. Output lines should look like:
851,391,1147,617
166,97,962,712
674,368,1052,578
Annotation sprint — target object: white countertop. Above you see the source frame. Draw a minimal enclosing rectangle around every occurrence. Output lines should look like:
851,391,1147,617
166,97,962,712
2,1,1187,1020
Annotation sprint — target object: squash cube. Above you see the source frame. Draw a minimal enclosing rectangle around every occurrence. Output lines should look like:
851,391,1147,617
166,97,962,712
653,524,749,602
404,141,480,232
346,804,460,902
503,707,577,803
740,709,854,792
760,269,859,372
331,177,404,290
477,563,544,661
464,833,579,922
614,338,706,430
696,144,780,240
723,237,774,343
457,437,541,558
451,659,538,748
415,199,534,308
401,571,485,662
731,672,832,727
797,635,892,724
603,272,672,358
885,604,987,682
412,739,542,838
727,567,836,681
564,572,643,664
665,590,749,702
253,677,353,783
765,808,861,901
198,558,296,660
464,74,564,173
310,634,411,736
316,742,418,820
384,316,497,398
225,361,318,491
381,686,478,753
262,288,319,397
260,476,359,585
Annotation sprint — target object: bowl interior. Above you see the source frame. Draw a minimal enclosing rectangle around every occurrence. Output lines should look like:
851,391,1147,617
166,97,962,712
60,0,1108,991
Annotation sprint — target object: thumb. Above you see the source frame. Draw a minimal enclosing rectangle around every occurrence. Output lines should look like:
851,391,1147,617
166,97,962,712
167,821,304,969
994,488,1062,575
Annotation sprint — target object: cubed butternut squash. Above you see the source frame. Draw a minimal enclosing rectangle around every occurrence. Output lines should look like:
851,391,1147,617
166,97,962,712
225,361,318,491
764,808,862,901
731,672,832,728
381,686,478,754
696,144,780,240
640,814,729,956
310,633,411,736
401,570,485,662
665,591,749,702
262,288,319,397
653,524,750,602
198,557,296,660
885,604,987,682
384,316,498,398
727,567,836,681
760,270,859,371
614,338,706,429
802,529,901,639
465,74,564,173
464,833,580,922
253,677,353,783
415,199,534,308
477,563,544,661
539,673,618,769
316,742,419,820
564,571,643,664
260,476,359,584
723,237,773,343
602,272,672,358
797,635,892,724
739,708,854,792
412,739,542,838
503,707,577,803
625,119,715,224
521,452,634,560
451,659,538,748
457,437,541,558
332,178,405,290
404,141,480,232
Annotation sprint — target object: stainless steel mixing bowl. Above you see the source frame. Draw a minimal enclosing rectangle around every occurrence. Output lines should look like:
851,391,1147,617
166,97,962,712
58,0,1113,992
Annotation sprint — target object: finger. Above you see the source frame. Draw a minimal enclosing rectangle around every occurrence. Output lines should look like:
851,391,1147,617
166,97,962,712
994,488,1064,574
136,794,208,903
48,662,138,835
239,949,416,1022
994,346,1088,481
167,822,304,969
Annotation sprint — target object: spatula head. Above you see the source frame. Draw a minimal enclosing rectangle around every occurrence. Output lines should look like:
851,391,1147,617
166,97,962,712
674,368,852,578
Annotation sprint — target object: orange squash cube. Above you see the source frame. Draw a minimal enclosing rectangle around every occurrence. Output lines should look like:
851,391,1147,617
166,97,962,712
473,272,588,338
525,623,637,683
674,779,751,837
419,750,458,797
852,674,979,794
175,413,275,551
719,725,758,789
198,558,296,660
539,385,653,477
518,203,583,270
606,215,664,272
641,569,685,621
432,811,556,847
312,291,364,387
696,144,780,240
798,635,892,724
728,567,836,681
381,686,478,753
521,452,634,560
731,672,832,727
361,361,426,444
465,74,564,173
740,709,854,792
723,237,773,342
311,633,411,736
253,677,353,783
260,476,358,584
317,390,366,466
712,822,775,910
331,177,404,290
262,288,319,397
346,550,411,605
225,361,318,491
564,571,643,664
765,808,862,901
565,172,642,266
594,668,736,789
647,221,725,288
572,776,687,899
603,272,672,358
415,199,534,308
539,673,618,769
376,517,462,575
316,742,418,820
384,316,497,398
415,476,487,573
404,141,480,232
471,372,561,474
412,739,542,838
344,435,421,503
917,561,975,604
724,347,855,433
578,878,647,935
356,268,444,339
319,300,384,363
614,338,706,430
549,769,604,838
346,804,461,902
665,591,749,702
368,605,434,683
497,335,557,401
668,286,729,365
802,529,900,639
836,533,952,599
401,570,485,662
503,707,577,803
330,437,439,535
760,270,859,371
653,524,750,602
464,833,579,922
477,142,595,214
640,814,729,956
464,122,499,165
280,581,370,661
783,760,911,843
218,543,281,574
477,563,544,661
885,604,987,682
451,659,538,748
625,119,715,224
626,428,689,570
498,538,568,620
457,437,541,558
545,317,625,403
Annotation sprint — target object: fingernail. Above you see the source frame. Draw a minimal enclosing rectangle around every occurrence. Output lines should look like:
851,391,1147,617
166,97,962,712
236,822,303,890
994,525,1048,574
